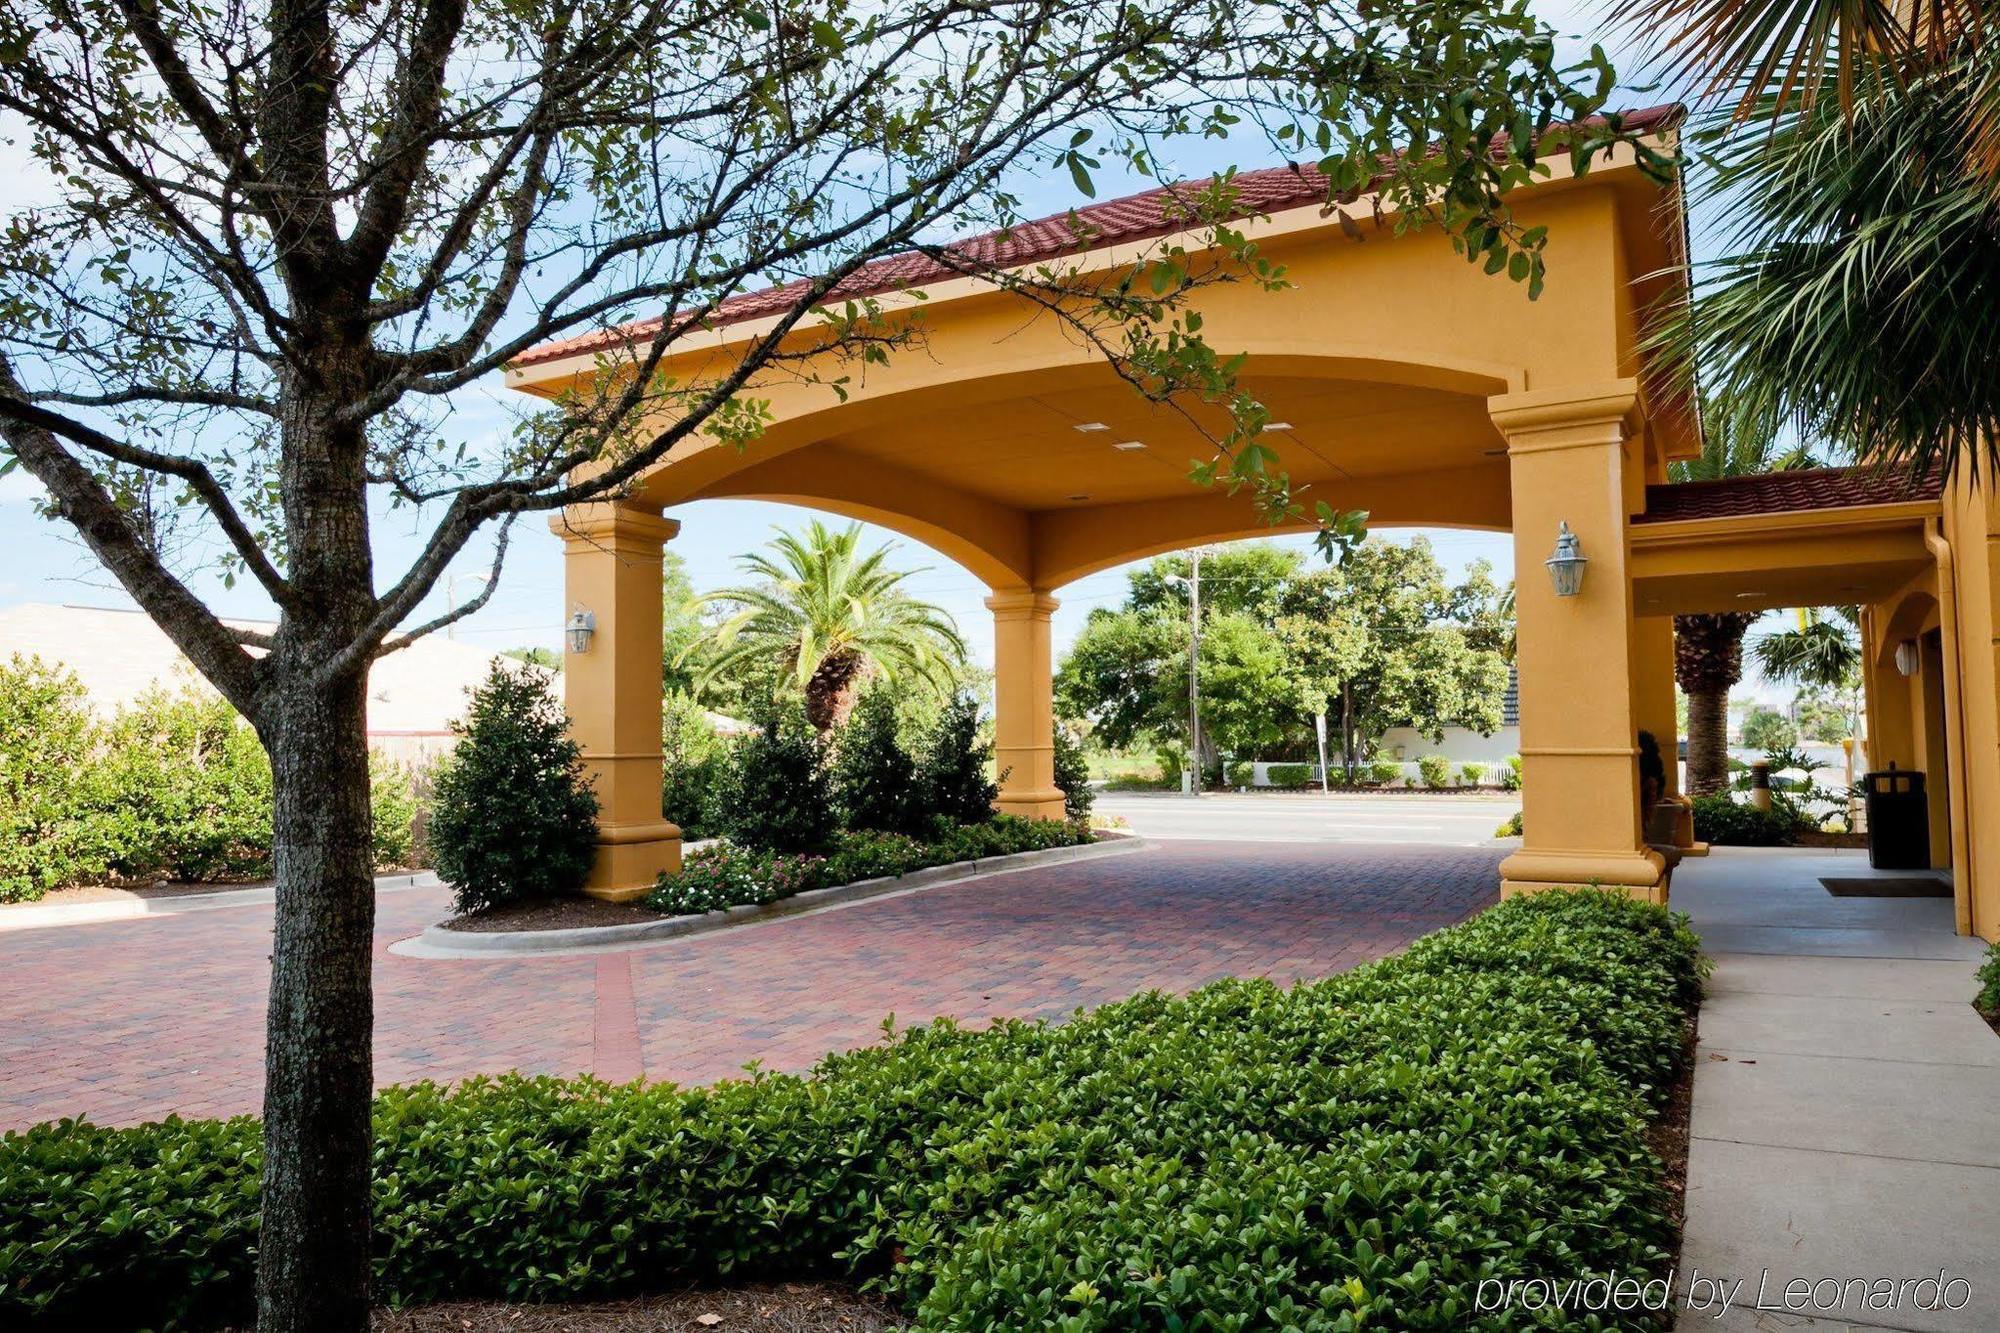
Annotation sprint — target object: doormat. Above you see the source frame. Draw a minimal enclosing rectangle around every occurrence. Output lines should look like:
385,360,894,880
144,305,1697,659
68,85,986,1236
1821,877,1951,898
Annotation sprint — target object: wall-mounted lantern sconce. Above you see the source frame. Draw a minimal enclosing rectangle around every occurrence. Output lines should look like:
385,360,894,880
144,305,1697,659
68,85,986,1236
1545,521,1588,598
566,608,597,655
1894,639,1920,677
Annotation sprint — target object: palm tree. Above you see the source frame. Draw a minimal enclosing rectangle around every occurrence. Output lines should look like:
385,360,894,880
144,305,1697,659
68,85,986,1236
1756,606,1865,738
695,521,968,733
1669,407,1819,794
1650,28,2000,479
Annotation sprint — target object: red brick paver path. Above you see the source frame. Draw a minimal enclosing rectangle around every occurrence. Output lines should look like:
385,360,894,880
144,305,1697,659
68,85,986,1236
0,841,1499,1130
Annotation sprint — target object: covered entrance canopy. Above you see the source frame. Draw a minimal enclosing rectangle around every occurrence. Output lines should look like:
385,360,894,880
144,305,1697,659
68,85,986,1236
507,105,2000,941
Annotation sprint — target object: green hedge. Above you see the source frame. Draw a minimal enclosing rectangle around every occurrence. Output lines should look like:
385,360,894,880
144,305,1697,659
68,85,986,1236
1689,794,1802,847
647,816,1090,915
0,891,1701,1330
1266,762,1316,789
1,656,419,902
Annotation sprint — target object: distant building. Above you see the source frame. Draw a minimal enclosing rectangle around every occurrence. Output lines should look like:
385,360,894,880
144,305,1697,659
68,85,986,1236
0,603,532,766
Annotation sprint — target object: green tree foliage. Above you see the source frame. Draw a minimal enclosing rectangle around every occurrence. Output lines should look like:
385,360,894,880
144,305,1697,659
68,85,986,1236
1793,690,1854,743
1058,538,1512,773
659,551,709,697
831,687,920,835
917,694,999,826
1657,33,2000,477
720,708,836,854
1740,704,1800,752
660,691,732,840
694,522,968,734
429,665,600,915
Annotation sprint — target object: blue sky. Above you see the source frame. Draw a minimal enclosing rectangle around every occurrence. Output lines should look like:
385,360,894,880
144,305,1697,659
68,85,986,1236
1,3,1795,699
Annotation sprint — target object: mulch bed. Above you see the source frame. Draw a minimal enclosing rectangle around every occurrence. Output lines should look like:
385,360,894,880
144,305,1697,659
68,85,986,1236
442,896,667,932
1649,1013,1698,1272
369,1283,903,1331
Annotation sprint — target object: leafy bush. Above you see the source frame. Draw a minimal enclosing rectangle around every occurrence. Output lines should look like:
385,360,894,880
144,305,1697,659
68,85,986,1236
368,754,421,870
1689,794,1803,847
913,693,994,825
1976,941,2000,1016
661,690,731,840
721,707,835,853
1267,762,1314,789
0,656,116,901
1051,723,1093,820
832,688,918,834
1367,758,1401,786
1496,809,1524,837
0,891,1701,1330
1,657,430,899
429,664,599,914
1501,754,1523,791
647,817,1090,916
1418,754,1451,789
1458,761,1488,787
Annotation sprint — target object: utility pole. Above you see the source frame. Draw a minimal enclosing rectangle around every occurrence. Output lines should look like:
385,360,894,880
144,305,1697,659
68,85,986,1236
1186,545,1214,796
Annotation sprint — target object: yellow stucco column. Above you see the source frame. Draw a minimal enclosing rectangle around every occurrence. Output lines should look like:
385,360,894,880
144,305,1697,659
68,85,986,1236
1633,613,1700,852
550,501,682,901
1492,382,1667,904
987,589,1066,820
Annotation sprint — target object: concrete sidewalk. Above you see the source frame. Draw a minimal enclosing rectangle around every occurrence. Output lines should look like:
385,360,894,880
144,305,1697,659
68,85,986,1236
1674,848,1998,1332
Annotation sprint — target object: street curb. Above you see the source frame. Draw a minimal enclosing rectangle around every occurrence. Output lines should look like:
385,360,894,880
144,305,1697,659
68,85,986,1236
390,833,1146,960
0,872,440,934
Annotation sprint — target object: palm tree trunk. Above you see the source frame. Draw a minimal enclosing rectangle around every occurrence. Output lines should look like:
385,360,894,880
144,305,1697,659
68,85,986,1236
1684,688,1731,796
1674,612,1757,798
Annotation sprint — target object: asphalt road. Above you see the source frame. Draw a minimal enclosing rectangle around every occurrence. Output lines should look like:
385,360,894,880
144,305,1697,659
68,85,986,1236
1096,790,1519,846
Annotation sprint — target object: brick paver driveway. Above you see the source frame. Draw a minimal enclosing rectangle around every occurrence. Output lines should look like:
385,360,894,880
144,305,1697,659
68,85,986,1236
0,840,1500,1130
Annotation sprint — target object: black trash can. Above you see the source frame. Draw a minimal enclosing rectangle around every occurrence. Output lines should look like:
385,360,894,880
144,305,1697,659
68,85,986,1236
1863,766,1930,870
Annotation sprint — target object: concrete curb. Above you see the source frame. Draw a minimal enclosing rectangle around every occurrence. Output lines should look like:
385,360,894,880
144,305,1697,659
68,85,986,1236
0,872,440,934
390,833,1147,960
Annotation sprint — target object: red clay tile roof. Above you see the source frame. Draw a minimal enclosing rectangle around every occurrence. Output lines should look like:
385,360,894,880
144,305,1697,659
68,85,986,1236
513,105,1683,370
1635,465,1943,524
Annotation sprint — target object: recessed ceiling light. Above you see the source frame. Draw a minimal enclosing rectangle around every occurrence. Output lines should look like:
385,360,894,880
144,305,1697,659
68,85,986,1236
1112,440,1145,451
1066,494,1091,503
1072,422,1109,433
1261,422,1294,432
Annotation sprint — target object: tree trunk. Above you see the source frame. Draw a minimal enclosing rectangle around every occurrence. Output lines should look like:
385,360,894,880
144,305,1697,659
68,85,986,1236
1684,688,1731,796
256,667,377,1332
258,357,383,1333
1673,612,1756,800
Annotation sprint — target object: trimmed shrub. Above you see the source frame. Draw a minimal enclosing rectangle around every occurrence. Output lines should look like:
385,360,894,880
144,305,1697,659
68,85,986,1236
1367,758,1400,786
1458,761,1488,787
1267,762,1315,789
368,753,421,870
1225,759,1254,789
646,817,1089,916
0,656,116,901
661,690,731,840
1496,809,1524,837
429,664,599,914
914,693,994,826
1501,754,1523,791
0,891,1700,1330
91,689,273,882
832,688,918,834
720,707,834,853
1418,754,1451,789
1051,723,1093,820
1690,793,1801,847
